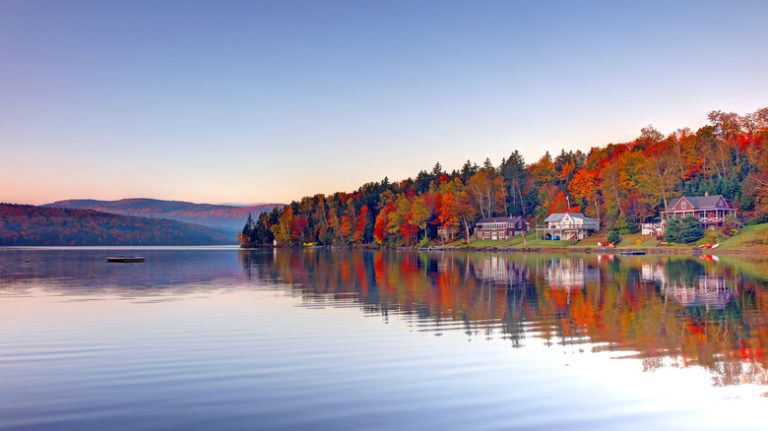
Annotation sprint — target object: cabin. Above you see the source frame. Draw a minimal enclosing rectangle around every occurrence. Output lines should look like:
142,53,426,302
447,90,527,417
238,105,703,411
661,193,736,226
538,212,599,241
474,216,528,240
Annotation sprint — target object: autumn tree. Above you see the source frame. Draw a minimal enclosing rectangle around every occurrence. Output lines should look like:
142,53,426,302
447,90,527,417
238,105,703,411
409,194,433,240
271,206,293,245
569,168,601,222
466,165,506,218
352,204,370,243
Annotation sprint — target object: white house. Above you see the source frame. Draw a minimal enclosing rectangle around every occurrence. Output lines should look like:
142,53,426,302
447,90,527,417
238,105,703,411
538,212,599,241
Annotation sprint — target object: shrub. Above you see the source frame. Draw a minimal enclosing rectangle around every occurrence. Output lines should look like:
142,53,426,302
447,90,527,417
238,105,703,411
722,215,741,237
703,230,723,244
665,216,704,243
613,213,638,235
607,229,621,244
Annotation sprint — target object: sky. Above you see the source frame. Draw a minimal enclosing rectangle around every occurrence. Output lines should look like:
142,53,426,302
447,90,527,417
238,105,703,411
1,0,767,206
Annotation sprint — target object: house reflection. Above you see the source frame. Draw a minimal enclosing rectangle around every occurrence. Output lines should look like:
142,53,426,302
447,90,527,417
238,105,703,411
472,255,529,287
544,257,599,291
665,275,732,310
642,261,733,310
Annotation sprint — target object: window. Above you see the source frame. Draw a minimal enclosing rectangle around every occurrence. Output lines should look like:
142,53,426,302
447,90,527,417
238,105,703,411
681,202,687,210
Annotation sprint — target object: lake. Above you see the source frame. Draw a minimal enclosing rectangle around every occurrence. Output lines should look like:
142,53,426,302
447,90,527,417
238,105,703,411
1,248,767,430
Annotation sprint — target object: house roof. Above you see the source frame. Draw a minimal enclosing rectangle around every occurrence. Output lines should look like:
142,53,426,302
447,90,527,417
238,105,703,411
666,195,731,211
545,212,585,222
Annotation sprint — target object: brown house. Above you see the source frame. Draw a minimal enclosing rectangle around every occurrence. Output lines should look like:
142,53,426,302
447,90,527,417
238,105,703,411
661,194,736,226
475,216,528,240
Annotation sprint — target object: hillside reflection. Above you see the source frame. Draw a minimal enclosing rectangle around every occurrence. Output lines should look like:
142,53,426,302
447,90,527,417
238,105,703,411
241,250,768,387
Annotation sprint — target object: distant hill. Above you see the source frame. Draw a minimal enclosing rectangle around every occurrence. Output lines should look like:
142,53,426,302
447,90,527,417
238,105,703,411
44,198,282,236
0,204,234,246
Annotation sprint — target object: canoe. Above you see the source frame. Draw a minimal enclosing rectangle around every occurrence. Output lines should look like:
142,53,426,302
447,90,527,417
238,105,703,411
696,243,720,249
106,256,146,263
619,251,646,256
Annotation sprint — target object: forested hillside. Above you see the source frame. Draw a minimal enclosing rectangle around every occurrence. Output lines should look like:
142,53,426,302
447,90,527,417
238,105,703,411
241,108,768,247
45,198,280,236
0,204,234,246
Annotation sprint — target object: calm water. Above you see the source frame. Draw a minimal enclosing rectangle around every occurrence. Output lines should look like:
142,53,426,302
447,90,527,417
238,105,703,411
1,248,768,430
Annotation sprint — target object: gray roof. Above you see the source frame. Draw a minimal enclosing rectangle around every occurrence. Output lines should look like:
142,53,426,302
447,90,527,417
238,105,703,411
544,212,585,222
667,195,731,211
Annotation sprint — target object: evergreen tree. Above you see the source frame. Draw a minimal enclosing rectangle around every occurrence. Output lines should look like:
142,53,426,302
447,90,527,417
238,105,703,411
665,217,704,243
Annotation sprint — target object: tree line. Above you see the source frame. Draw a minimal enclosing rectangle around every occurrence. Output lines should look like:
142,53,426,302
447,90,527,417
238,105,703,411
240,108,768,247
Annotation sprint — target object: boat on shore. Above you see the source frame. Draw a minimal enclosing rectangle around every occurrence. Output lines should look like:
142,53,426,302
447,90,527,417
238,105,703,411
697,243,720,249
106,256,146,263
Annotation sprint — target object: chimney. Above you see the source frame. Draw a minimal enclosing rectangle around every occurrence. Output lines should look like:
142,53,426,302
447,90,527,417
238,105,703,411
704,191,709,197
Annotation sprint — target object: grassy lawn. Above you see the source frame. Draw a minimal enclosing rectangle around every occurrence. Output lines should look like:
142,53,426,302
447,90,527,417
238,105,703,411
718,223,768,249
459,232,573,249
579,233,690,250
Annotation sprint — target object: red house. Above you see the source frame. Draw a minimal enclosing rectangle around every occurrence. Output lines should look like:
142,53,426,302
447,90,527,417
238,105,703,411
661,193,736,226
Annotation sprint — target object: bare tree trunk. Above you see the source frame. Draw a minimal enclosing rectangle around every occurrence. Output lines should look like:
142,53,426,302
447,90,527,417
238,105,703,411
613,187,623,215
462,217,471,244
593,198,601,229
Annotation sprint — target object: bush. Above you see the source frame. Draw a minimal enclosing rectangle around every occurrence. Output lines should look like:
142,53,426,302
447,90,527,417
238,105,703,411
722,215,741,237
607,229,621,243
664,216,704,243
703,230,723,244
613,213,639,235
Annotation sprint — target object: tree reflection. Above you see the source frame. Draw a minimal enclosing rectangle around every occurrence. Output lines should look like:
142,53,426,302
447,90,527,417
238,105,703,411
240,250,768,387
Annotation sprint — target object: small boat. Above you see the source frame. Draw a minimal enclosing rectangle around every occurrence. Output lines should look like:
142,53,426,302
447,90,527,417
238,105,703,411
106,256,146,263
597,241,616,248
619,250,646,256
697,243,720,249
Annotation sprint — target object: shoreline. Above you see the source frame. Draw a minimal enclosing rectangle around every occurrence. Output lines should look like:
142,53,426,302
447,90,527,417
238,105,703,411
240,244,768,255
425,246,767,255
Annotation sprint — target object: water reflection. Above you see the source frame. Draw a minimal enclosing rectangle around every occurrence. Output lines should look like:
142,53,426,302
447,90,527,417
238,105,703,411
2,248,768,389
240,250,768,387
0,249,248,296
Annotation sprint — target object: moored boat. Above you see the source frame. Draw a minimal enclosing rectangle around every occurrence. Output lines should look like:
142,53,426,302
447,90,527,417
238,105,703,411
106,256,146,263
697,243,720,249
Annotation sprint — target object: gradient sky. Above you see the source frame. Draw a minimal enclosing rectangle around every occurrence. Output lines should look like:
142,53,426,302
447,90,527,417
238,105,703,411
1,0,767,205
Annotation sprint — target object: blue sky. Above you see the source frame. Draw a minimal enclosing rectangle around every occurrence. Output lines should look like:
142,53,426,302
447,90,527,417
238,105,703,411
1,0,766,205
